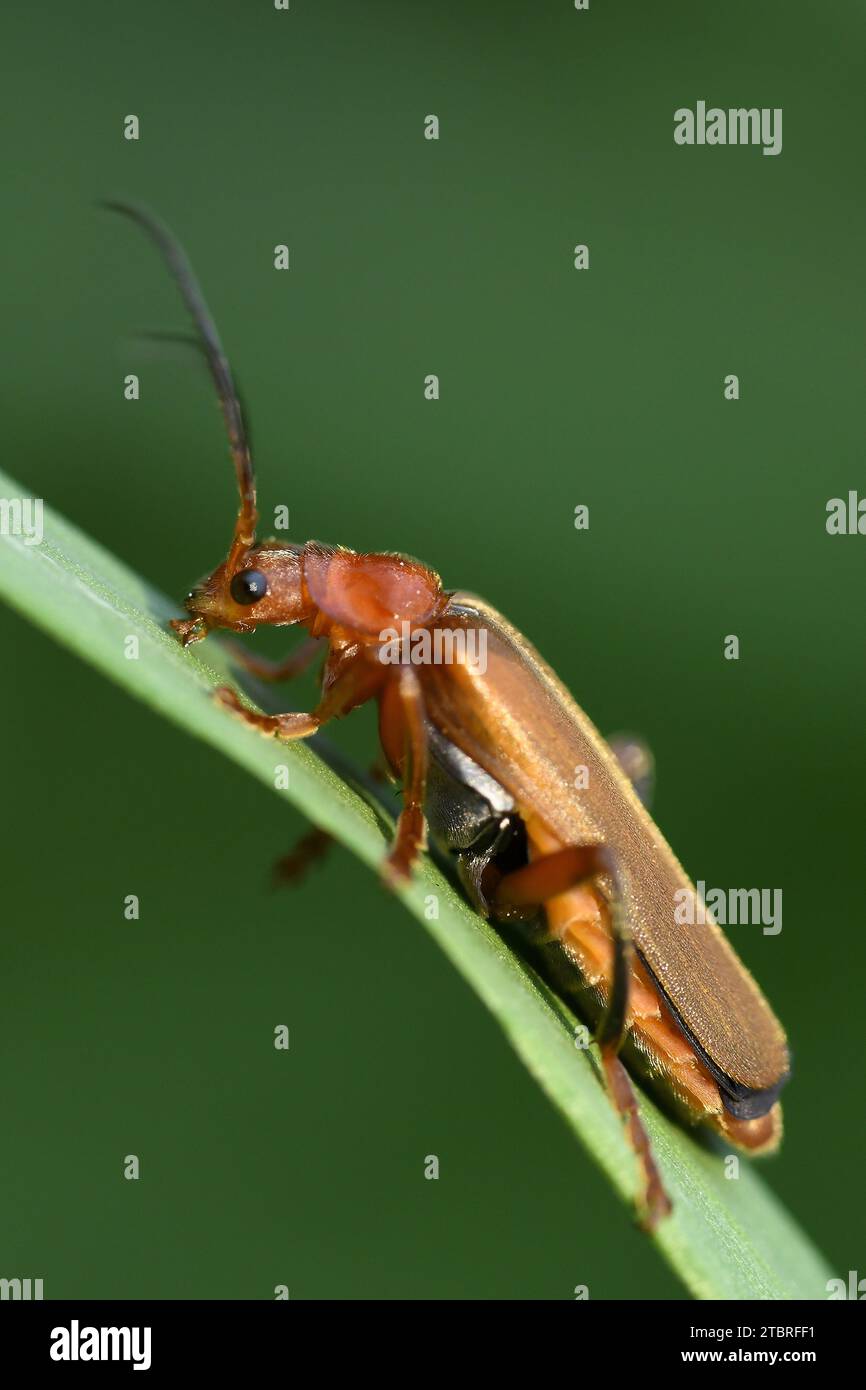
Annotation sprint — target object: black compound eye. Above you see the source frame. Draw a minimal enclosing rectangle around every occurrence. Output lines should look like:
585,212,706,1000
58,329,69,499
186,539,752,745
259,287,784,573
230,568,268,606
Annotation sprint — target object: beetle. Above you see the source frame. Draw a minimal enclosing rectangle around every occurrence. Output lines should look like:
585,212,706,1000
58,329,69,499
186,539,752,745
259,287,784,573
106,202,790,1229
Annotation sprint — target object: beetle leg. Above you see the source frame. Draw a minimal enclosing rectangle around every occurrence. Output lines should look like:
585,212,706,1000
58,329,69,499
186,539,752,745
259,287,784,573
494,844,606,911
495,843,671,1229
214,687,319,737
607,732,655,808
214,646,383,740
599,1051,671,1231
272,827,334,886
225,635,324,683
382,666,429,886
272,761,389,888
494,844,633,1048
595,855,671,1229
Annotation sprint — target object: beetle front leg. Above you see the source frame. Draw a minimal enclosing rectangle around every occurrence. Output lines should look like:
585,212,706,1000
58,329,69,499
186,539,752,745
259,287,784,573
214,645,382,741
225,635,324,683
214,687,319,737
382,666,429,886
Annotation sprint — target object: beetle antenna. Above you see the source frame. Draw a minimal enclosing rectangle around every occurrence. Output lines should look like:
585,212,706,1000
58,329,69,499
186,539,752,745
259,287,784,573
130,329,255,453
102,200,258,575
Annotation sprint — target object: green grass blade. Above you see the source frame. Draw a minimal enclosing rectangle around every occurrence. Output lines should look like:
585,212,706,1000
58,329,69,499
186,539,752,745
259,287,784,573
0,467,833,1299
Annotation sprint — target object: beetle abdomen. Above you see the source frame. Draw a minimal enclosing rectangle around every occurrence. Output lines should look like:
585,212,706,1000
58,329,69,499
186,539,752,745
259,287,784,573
420,594,790,1102
542,882,783,1153
423,716,784,1153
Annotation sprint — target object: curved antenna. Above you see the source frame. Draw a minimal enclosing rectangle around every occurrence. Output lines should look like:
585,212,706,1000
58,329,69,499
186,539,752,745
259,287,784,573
131,329,255,454
102,200,257,575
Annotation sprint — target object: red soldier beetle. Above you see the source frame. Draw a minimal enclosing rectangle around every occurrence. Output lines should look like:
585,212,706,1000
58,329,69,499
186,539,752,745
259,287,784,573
106,203,790,1230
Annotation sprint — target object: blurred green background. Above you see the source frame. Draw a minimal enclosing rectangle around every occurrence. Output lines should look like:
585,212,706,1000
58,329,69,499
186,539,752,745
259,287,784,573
1,0,864,1299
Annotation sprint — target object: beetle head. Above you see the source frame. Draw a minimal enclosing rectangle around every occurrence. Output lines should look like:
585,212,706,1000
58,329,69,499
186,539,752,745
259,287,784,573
103,204,311,651
171,542,310,646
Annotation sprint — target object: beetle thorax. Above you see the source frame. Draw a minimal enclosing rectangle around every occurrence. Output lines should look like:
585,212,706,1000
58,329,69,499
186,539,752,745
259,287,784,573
302,543,445,640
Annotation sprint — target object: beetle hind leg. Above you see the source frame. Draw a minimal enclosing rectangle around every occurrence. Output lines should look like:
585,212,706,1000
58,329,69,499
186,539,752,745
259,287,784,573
598,1049,671,1231
494,841,672,1230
